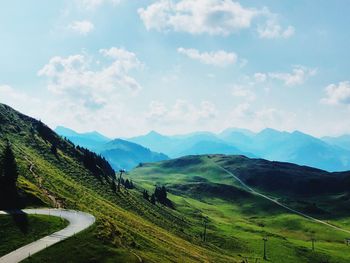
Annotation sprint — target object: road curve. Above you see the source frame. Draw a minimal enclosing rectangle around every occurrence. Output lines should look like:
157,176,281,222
0,209,95,263
211,159,350,235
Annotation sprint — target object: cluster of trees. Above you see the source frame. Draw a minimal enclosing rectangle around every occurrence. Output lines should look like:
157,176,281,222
111,177,134,192
0,141,21,209
76,146,115,182
34,121,115,183
143,186,173,208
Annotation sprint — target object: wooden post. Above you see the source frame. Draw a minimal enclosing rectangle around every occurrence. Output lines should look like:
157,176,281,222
311,238,316,251
263,237,268,260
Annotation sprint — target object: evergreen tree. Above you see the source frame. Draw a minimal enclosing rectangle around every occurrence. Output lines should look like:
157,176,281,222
143,190,149,201
111,180,117,193
0,141,20,209
150,194,156,205
125,179,131,189
2,141,18,186
51,143,58,156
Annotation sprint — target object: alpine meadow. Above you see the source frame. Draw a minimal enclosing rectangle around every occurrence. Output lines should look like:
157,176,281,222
1,1,350,263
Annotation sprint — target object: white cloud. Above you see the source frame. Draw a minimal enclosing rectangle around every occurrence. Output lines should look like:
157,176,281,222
138,0,259,35
231,85,256,101
226,103,296,132
38,48,142,110
68,20,94,35
138,0,294,38
321,81,350,105
0,85,41,118
254,72,267,83
252,66,316,87
257,19,295,39
268,66,317,86
147,100,218,124
177,48,237,67
75,0,120,10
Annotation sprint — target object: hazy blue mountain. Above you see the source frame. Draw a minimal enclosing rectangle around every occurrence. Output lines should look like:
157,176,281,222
177,140,249,157
220,128,350,172
55,126,169,170
128,131,247,158
98,139,169,171
55,126,110,150
322,135,350,151
128,131,176,154
129,128,350,172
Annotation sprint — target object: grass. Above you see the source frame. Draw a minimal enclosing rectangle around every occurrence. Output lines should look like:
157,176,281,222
129,156,350,263
2,104,350,262
0,104,239,262
0,214,68,256
23,226,141,263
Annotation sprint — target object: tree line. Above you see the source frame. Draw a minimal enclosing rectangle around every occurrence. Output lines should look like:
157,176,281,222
143,186,173,208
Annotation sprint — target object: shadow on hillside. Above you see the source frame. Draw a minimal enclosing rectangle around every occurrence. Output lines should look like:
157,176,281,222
5,210,29,234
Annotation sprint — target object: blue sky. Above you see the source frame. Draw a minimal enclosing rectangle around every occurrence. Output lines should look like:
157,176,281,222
1,0,350,137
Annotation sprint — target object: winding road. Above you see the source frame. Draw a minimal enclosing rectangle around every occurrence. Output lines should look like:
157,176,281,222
0,209,95,263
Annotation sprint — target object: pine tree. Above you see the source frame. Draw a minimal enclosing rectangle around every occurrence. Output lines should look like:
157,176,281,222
2,141,18,186
143,190,149,201
150,194,156,205
111,180,117,193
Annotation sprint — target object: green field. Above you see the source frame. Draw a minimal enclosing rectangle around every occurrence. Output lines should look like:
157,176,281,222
129,155,350,263
0,104,238,262
2,103,350,262
0,214,68,257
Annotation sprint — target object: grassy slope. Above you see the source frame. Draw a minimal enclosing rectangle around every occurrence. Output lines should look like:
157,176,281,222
0,214,68,256
130,155,350,263
0,104,236,262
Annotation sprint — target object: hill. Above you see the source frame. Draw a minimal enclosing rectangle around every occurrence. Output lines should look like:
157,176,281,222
129,128,350,171
97,139,169,170
130,155,350,263
55,127,169,170
0,103,237,262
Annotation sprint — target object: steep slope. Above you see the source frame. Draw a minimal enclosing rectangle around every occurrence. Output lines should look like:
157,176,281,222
98,139,169,170
0,103,237,262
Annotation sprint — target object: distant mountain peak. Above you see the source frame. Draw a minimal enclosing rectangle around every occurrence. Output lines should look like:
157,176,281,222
55,126,110,142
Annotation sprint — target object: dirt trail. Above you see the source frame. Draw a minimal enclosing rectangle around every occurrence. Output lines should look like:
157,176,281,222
13,145,63,208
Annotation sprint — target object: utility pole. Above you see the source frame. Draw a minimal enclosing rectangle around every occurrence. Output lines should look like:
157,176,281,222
311,238,316,251
118,169,125,191
263,237,268,260
203,217,208,242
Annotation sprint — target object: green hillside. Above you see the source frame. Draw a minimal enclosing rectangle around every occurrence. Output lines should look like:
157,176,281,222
130,155,350,263
0,214,68,256
0,103,238,262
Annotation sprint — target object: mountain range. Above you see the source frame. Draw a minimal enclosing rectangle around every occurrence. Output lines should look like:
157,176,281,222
128,129,350,172
55,125,350,172
54,126,168,170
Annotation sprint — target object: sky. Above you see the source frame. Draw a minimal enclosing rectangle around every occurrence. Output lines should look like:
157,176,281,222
1,0,350,138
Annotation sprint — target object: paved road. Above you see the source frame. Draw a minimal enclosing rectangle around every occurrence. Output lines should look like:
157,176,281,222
211,159,350,235
0,209,95,263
